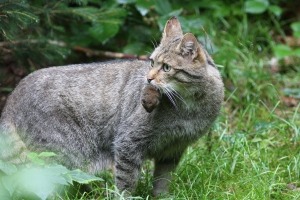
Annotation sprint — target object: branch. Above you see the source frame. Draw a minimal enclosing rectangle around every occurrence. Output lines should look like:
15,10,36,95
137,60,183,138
0,39,66,47
73,46,149,60
0,40,149,60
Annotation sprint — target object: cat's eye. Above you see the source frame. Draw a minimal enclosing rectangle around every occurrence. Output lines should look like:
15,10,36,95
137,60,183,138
150,59,154,67
162,63,171,72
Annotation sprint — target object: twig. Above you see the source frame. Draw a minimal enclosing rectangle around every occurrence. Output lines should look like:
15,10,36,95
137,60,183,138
0,39,66,47
0,40,149,60
73,46,149,60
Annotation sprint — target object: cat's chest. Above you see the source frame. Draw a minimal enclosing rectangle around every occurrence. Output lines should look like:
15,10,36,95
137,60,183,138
147,115,203,159
168,116,202,138
152,109,204,141
144,99,212,157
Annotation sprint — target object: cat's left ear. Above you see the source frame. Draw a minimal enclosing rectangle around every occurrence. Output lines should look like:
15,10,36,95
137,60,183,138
162,16,183,40
177,33,207,63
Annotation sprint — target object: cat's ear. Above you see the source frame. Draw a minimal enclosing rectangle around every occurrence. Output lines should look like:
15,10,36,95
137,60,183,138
162,16,183,40
177,33,207,63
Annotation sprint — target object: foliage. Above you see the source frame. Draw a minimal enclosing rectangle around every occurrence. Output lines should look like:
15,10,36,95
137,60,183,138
0,0,127,67
0,0,299,199
273,21,300,59
245,0,282,15
0,0,298,67
0,152,103,200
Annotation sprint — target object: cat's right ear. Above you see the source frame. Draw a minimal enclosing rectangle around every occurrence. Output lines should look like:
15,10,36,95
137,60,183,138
162,16,183,40
177,33,207,63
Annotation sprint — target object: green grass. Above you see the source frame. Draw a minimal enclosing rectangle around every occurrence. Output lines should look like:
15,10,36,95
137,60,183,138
57,33,299,199
3,56,300,200
1,6,300,199
113,17,300,199
63,96,299,200
171,115,300,200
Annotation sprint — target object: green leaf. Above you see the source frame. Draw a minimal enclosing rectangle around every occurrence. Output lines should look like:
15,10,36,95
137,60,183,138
4,8,39,24
0,182,11,200
89,23,119,44
293,48,300,56
72,0,88,6
283,88,300,99
136,0,154,16
123,42,147,54
1,176,18,196
157,9,183,31
291,22,300,38
27,152,45,165
0,160,17,175
251,138,262,143
180,16,204,34
18,166,70,199
71,7,126,44
117,0,136,3
157,15,169,31
268,5,282,17
69,7,126,24
273,44,293,59
46,164,69,175
39,152,57,157
245,0,269,14
67,169,103,184
154,0,172,15
167,9,183,18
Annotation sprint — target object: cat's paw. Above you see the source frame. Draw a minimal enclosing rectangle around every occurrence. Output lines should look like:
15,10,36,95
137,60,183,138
141,85,161,113
152,187,169,198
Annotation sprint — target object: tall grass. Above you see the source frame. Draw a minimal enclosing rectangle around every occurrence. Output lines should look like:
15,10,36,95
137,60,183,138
89,14,300,200
1,5,299,200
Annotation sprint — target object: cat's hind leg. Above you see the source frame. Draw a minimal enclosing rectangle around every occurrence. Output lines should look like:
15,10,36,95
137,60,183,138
87,151,114,174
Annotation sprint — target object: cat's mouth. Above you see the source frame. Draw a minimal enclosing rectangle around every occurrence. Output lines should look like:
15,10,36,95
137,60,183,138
147,82,163,95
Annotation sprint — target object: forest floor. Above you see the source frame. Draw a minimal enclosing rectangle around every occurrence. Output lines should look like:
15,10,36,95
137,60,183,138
0,21,300,200
0,50,300,199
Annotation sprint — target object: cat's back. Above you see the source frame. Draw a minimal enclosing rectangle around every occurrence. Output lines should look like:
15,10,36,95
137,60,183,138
0,59,149,166
0,59,148,134
10,59,146,95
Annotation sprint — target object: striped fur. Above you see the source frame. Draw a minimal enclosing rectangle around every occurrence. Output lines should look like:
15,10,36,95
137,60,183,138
0,17,224,196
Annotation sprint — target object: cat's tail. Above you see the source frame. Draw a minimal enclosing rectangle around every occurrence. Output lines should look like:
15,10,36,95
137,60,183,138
0,119,28,164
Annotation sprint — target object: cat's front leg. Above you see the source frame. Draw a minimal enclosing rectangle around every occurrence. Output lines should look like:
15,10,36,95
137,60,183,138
114,139,143,194
153,157,181,197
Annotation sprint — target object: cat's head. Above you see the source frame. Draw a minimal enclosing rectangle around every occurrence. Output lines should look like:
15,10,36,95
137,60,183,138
147,17,213,96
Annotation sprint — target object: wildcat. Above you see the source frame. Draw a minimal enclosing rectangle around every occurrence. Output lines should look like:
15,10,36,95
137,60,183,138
0,17,224,196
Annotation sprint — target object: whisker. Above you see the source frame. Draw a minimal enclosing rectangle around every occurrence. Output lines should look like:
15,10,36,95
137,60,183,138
166,89,178,107
151,39,157,49
165,86,187,107
166,86,185,102
155,38,159,47
164,87,176,100
162,87,177,108
152,37,159,48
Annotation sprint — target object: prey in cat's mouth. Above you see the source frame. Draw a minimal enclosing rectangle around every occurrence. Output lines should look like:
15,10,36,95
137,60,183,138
141,84,162,113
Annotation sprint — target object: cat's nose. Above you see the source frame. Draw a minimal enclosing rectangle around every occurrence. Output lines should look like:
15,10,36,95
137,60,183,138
147,78,153,83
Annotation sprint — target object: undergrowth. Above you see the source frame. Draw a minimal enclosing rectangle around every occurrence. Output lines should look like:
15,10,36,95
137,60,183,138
1,0,300,199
